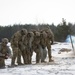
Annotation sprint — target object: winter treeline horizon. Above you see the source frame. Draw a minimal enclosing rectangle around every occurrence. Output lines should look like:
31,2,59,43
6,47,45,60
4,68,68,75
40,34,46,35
0,18,75,42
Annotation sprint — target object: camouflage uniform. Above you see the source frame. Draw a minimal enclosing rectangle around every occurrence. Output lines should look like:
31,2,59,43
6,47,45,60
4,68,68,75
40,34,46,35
40,31,47,62
32,31,41,63
22,31,34,64
0,38,11,68
18,29,27,65
11,29,27,66
40,28,54,62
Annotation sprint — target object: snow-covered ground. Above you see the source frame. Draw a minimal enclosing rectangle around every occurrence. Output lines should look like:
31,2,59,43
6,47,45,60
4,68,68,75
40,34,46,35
1,42,75,75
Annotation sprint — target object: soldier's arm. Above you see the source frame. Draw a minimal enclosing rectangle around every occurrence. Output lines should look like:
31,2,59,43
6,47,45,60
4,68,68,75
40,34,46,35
49,29,54,45
0,53,7,59
51,34,54,45
0,44,4,57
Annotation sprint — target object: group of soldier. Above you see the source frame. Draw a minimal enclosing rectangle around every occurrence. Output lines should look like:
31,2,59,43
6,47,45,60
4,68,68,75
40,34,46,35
0,27,54,68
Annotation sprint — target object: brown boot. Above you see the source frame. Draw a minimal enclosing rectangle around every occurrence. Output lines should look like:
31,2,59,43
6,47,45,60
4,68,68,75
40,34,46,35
49,59,54,62
18,63,24,65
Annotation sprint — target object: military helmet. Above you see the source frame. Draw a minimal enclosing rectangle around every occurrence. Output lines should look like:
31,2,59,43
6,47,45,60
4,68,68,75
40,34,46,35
41,31,47,38
20,29,27,35
27,32,34,37
2,38,9,44
35,31,40,36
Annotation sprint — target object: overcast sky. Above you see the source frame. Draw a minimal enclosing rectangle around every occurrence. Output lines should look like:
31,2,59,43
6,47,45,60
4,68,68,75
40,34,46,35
0,0,75,26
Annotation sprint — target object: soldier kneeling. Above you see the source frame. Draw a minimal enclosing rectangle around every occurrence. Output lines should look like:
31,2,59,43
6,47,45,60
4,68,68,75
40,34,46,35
0,38,12,68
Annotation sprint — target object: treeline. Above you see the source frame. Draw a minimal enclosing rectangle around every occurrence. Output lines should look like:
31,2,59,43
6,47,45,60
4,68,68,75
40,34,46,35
0,19,75,42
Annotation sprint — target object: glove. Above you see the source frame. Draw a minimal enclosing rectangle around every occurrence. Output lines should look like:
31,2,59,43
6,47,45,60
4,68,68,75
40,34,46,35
5,53,9,59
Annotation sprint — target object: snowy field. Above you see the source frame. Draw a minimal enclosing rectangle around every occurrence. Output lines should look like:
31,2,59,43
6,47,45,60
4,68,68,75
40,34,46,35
1,42,75,75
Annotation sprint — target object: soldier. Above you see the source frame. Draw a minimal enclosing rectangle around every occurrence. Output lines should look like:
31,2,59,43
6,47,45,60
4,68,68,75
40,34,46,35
22,31,34,64
32,31,41,63
11,29,27,66
40,31,47,62
40,28,54,62
0,38,12,68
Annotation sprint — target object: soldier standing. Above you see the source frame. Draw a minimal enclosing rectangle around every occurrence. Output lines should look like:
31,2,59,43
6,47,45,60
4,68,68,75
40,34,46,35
11,29,27,66
22,31,34,64
40,28,54,62
32,31,41,63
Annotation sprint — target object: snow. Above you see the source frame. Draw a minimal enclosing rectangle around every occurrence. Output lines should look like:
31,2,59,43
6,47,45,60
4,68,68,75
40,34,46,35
1,42,75,75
